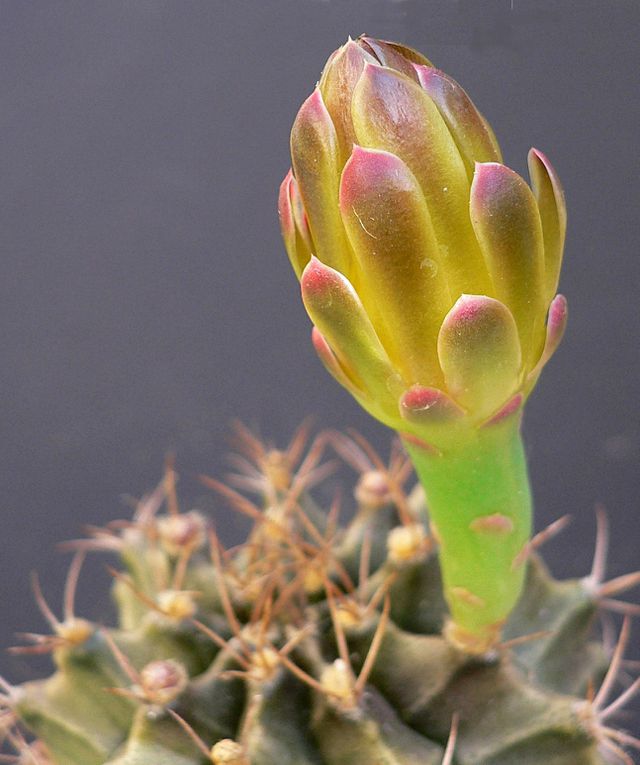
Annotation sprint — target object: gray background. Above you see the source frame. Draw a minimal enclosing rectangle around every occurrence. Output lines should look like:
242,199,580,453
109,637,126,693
1,0,638,723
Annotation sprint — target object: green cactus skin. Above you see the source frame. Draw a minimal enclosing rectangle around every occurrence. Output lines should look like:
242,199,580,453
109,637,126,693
1,429,638,765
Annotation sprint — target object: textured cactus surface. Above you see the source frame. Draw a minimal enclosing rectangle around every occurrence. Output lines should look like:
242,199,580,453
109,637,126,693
1,426,638,764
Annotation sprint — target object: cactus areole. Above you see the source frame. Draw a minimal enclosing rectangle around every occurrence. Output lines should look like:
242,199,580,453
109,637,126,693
279,35,568,653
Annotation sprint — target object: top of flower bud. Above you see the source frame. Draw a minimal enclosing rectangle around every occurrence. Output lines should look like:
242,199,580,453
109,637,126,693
317,37,433,160
280,37,567,446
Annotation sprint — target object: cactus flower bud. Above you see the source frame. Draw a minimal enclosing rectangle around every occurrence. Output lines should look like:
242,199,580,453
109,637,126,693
280,37,567,652
138,659,188,706
280,37,566,435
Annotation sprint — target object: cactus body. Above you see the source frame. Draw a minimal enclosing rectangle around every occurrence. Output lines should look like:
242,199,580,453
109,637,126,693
2,430,637,764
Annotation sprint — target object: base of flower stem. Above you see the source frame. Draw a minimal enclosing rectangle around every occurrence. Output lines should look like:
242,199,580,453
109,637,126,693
444,618,505,655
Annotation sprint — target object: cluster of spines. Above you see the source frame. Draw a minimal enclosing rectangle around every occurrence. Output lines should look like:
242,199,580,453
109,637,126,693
0,424,639,765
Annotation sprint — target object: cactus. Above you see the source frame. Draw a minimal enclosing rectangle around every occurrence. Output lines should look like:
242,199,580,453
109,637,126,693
2,35,639,765
1,428,639,764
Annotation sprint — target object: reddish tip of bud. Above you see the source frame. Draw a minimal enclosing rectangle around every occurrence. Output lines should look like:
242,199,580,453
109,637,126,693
345,143,366,165
300,256,335,298
311,325,331,356
526,294,568,384
278,170,294,230
528,147,566,213
472,162,536,224
447,294,492,323
291,88,334,154
281,168,293,185
399,386,466,432
299,87,328,121
472,161,511,199
529,147,560,180
529,147,547,165
340,145,411,210
542,293,568,359
548,293,568,332
402,385,444,411
400,385,465,422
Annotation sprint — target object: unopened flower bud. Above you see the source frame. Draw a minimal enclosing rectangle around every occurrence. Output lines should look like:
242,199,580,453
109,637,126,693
280,36,566,443
138,659,188,706
280,36,568,653
157,511,207,556
354,470,392,509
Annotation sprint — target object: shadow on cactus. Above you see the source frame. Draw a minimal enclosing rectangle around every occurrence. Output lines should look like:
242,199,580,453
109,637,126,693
2,35,639,765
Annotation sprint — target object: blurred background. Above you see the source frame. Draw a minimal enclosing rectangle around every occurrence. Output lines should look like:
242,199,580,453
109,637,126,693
1,0,638,719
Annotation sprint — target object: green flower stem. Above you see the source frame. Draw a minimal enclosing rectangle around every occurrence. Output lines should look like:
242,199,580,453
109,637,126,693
403,417,532,653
